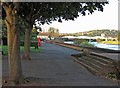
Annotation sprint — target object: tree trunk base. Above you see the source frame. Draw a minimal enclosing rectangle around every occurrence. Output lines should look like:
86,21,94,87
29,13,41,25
3,76,24,86
3,80,16,86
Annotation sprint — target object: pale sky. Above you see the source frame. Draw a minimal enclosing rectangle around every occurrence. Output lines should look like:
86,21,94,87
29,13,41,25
41,0,118,33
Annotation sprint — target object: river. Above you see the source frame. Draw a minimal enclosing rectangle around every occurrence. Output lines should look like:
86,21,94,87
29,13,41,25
89,42,120,50
64,41,120,51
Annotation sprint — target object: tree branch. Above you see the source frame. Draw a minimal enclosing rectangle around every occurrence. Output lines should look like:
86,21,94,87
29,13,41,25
1,2,9,11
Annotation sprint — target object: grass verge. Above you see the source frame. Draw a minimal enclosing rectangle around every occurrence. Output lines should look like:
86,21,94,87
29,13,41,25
0,45,41,55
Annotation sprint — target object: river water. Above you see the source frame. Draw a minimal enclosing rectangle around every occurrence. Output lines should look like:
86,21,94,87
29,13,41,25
89,42,120,50
64,41,120,51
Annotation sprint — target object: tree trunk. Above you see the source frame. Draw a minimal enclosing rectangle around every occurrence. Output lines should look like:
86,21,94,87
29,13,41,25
22,27,31,60
4,7,23,84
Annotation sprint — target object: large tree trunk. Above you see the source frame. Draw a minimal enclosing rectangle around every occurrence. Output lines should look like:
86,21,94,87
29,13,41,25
4,5,23,84
22,27,31,60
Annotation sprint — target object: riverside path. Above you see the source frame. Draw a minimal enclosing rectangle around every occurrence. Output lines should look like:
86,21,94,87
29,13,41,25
2,42,118,86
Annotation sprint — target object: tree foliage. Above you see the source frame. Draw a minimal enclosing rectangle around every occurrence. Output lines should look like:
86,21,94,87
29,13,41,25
85,29,118,37
2,2,108,25
48,27,59,39
71,29,118,38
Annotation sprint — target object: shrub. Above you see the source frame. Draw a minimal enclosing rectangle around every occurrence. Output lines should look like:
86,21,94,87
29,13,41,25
80,41,95,47
74,39,88,45
20,41,38,46
30,41,38,46
2,37,7,45
62,38,69,41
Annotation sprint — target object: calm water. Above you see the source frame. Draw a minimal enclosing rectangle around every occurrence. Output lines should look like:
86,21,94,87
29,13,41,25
64,41,120,50
90,42,120,50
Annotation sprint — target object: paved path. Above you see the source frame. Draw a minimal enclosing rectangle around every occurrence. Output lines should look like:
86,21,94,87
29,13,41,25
2,42,118,86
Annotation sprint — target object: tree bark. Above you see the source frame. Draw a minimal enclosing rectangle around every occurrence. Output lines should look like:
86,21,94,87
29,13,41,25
22,11,34,60
4,4,23,84
22,26,31,60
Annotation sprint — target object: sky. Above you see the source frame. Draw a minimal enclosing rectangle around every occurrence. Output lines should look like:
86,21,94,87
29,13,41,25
40,0,118,33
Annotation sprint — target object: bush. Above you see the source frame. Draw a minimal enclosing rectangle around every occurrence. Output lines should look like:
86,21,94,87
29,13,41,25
74,39,88,45
80,41,95,47
62,38,69,41
30,41,38,46
20,41,24,46
2,37,7,45
20,41,38,46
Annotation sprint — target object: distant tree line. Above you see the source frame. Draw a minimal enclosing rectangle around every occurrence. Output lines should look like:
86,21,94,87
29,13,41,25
66,29,119,38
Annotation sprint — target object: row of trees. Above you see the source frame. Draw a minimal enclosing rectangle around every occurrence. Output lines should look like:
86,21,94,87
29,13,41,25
66,29,119,38
2,2,108,84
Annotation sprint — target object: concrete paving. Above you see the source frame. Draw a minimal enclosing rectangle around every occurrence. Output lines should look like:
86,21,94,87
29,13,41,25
2,42,118,86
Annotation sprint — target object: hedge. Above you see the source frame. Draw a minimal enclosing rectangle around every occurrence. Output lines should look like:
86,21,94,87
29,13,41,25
20,41,38,46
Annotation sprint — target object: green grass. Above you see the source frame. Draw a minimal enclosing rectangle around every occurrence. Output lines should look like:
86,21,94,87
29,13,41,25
20,46,41,53
1,45,8,55
80,42,95,47
0,45,41,55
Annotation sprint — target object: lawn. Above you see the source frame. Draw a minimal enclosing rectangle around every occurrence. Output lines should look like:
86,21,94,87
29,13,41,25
0,45,41,55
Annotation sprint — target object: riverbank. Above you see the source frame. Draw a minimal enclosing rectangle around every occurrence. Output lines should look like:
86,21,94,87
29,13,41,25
64,41,120,51
46,40,120,60
101,41,120,45
63,41,120,53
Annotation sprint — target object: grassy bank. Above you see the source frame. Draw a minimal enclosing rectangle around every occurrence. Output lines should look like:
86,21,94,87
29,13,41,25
74,39,95,47
0,45,41,55
101,41,120,45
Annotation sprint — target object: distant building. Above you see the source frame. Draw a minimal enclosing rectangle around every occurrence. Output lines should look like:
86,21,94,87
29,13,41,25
37,32,49,40
101,33,105,37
